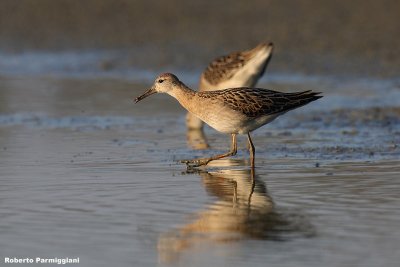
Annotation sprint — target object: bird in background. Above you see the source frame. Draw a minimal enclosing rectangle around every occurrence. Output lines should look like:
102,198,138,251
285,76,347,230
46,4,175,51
186,42,274,131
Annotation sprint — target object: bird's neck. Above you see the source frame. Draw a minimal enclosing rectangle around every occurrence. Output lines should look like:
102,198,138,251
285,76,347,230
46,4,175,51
168,83,197,111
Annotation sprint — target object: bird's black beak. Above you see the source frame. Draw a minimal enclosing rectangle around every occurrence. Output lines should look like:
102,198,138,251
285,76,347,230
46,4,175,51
134,87,157,103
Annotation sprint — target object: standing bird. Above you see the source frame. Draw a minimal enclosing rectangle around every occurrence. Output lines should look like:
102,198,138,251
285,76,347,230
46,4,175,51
135,73,322,167
187,42,274,130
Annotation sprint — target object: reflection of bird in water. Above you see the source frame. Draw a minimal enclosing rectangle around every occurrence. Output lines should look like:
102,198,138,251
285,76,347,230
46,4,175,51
157,159,313,264
187,43,274,149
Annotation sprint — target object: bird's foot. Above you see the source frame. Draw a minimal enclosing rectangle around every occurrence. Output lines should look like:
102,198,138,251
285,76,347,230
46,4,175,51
180,158,211,168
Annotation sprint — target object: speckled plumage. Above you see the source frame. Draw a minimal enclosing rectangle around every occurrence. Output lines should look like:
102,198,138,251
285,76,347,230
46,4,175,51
135,73,323,167
197,88,321,118
202,43,273,86
203,51,249,85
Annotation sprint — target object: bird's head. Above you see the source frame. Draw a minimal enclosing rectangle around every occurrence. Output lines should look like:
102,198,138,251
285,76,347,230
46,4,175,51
135,73,180,103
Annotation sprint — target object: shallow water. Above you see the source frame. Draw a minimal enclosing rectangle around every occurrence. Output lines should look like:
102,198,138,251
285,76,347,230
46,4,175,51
0,74,399,267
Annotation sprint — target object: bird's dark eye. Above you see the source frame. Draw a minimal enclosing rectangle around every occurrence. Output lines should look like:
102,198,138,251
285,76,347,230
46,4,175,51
158,79,164,83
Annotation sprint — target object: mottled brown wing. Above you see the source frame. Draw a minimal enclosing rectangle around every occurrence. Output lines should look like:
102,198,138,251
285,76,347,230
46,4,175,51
203,52,247,85
199,88,322,117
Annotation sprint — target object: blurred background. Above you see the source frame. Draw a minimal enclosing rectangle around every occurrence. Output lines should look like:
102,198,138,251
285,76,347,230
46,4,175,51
1,0,399,77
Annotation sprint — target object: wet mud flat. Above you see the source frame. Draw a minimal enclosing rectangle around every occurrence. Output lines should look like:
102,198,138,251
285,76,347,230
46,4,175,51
0,74,399,267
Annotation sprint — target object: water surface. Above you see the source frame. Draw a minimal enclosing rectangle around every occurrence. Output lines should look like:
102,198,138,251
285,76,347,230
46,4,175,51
0,73,399,266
